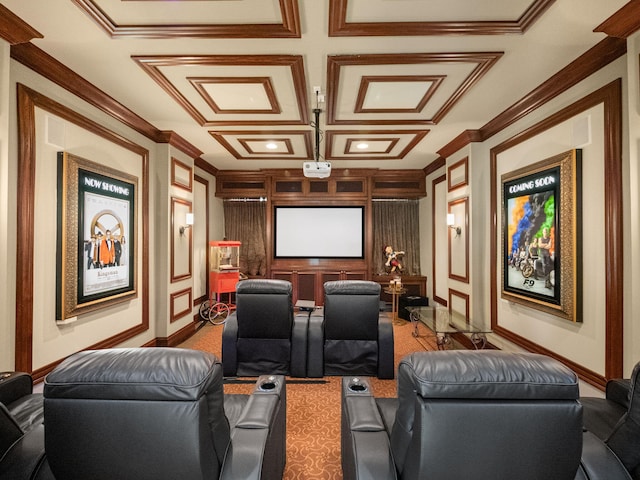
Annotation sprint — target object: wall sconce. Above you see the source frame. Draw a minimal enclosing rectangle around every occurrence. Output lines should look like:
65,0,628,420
447,213,461,237
179,213,194,236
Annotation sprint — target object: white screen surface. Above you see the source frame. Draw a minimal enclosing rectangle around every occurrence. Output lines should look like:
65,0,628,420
274,207,364,258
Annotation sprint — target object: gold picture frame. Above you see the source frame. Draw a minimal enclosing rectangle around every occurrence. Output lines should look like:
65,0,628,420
56,152,138,320
501,149,582,322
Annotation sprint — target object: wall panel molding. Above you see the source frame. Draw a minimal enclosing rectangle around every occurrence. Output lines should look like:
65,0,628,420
171,157,193,192
431,174,447,306
171,197,193,283
448,196,469,283
489,79,623,387
16,84,150,378
193,174,210,306
448,288,470,319
447,156,468,192
170,287,192,323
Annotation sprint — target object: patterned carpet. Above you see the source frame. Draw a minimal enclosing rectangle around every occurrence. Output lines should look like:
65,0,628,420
179,317,438,479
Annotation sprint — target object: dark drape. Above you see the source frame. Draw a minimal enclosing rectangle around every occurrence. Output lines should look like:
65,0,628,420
372,200,421,276
223,201,267,276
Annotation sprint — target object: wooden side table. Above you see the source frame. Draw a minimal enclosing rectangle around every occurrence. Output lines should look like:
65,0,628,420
384,287,407,325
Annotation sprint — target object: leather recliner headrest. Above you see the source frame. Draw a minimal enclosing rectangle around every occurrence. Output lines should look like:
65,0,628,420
398,350,580,400
45,348,220,402
237,279,292,295
324,280,381,296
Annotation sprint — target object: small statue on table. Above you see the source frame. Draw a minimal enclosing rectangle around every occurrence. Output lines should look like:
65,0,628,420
383,245,405,274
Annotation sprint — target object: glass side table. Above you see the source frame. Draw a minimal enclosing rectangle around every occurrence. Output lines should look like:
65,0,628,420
406,305,492,350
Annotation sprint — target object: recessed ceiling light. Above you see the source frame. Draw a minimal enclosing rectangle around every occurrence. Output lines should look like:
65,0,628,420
265,142,278,150
356,142,369,150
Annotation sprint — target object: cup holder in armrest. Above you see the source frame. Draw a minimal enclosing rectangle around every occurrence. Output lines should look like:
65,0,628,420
258,376,278,392
348,377,368,393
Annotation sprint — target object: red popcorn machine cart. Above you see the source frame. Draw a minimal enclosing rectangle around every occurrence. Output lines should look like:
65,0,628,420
198,240,241,325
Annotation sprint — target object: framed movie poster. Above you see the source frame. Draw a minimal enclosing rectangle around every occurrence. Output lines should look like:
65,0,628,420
56,152,137,321
501,149,582,322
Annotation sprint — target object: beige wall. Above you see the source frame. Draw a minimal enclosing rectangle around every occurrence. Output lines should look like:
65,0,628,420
0,42,13,369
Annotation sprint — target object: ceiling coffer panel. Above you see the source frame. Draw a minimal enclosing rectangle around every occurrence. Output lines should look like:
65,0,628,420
72,0,302,38
210,130,313,160
329,0,555,36
325,130,429,161
134,55,309,126
188,77,281,114
355,75,445,114
326,53,503,126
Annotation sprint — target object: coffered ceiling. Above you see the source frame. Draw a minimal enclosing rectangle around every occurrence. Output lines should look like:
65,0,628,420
1,0,629,171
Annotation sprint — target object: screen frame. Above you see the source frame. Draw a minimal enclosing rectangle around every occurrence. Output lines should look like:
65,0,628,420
273,205,365,259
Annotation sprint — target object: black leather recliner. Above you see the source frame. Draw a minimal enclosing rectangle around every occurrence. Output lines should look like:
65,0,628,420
42,347,286,480
342,351,591,480
0,372,44,434
580,361,640,480
308,280,394,379
222,279,308,377
581,375,630,440
0,372,48,479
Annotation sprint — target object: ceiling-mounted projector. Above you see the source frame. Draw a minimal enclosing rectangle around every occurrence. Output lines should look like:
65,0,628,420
303,161,331,178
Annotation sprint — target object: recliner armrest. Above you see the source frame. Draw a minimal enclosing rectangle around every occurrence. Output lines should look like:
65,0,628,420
377,313,394,380
307,309,325,378
576,431,633,480
0,373,44,435
341,377,396,480
0,423,49,480
222,312,239,377
291,312,309,377
0,402,23,457
0,373,33,406
606,378,631,409
221,375,286,480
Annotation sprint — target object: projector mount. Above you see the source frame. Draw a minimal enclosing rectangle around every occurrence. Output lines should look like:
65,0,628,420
303,89,331,178
312,106,321,162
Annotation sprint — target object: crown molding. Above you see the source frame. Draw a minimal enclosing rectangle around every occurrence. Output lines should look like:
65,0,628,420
0,5,43,45
423,157,446,177
594,1,640,38
432,36,627,161
10,42,212,165
158,131,203,159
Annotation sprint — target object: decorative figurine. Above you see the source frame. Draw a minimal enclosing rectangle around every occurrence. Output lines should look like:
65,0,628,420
384,245,405,274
